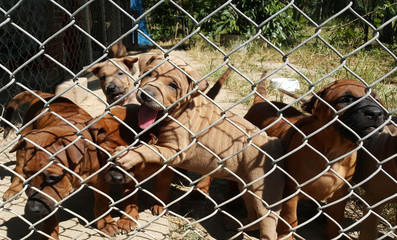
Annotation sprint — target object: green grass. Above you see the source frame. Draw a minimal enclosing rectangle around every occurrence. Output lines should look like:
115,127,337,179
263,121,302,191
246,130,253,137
180,27,396,113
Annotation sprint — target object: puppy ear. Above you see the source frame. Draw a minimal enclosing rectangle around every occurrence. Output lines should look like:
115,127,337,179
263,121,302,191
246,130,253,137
122,56,138,70
178,63,209,92
197,80,209,92
9,140,26,153
62,138,86,165
88,119,108,144
371,92,386,107
301,86,328,114
86,62,106,76
182,65,201,81
301,96,317,114
138,54,158,73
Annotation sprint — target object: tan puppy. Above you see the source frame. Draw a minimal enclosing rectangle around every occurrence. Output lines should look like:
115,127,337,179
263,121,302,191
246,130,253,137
87,56,139,105
1,91,119,239
244,79,386,239
112,54,286,239
349,118,397,239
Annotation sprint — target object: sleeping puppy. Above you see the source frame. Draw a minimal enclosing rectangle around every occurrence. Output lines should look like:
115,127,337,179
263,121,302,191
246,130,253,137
2,91,119,239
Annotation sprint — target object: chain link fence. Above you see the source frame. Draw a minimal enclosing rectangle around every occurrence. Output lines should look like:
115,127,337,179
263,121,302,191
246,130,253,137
1,0,396,239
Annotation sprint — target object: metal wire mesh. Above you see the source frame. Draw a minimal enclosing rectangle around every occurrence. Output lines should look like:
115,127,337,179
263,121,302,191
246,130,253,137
1,1,396,239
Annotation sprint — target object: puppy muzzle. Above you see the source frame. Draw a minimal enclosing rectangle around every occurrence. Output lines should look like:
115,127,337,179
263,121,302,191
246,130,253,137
137,88,163,111
339,99,386,141
105,167,134,184
106,82,126,101
26,193,54,215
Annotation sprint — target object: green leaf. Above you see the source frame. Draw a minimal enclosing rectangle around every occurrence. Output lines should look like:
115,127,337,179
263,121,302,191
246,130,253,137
374,18,382,23
348,28,355,36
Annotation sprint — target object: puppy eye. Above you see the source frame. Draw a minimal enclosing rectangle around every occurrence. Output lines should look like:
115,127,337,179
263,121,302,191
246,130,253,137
99,75,106,81
169,82,178,90
47,174,63,184
338,96,355,104
118,72,124,76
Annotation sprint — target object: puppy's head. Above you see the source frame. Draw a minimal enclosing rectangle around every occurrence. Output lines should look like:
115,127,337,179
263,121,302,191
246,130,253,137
136,54,209,129
86,57,138,104
302,79,386,141
11,129,87,215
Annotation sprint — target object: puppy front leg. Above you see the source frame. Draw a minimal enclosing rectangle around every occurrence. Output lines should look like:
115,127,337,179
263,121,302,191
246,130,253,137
117,183,139,234
92,182,118,237
326,185,349,239
277,194,299,240
114,144,180,171
40,214,59,240
358,204,384,240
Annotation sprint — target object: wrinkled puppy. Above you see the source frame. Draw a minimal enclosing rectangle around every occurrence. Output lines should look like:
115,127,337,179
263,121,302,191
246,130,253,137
113,54,286,240
245,80,386,239
87,56,139,105
1,91,119,239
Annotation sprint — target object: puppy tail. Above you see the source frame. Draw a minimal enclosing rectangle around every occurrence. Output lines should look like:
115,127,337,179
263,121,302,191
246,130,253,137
253,71,268,105
206,67,232,100
278,88,309,103
2,90,54,138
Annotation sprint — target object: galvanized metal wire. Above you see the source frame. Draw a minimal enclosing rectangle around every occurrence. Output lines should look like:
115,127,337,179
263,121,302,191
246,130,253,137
0,1,396,239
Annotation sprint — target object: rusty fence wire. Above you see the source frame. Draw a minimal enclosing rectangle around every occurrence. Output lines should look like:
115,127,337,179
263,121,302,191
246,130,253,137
1,0,397,240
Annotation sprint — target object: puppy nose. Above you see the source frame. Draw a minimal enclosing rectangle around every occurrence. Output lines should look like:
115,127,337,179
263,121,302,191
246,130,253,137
106,83,116,94
107,168,126,184
28,200,42,214
111,173,124,183
140,89,155,102
365,108,384,121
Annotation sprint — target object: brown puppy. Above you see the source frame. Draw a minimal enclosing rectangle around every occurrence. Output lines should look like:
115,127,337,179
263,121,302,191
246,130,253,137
1,91,119,239
113,54,286,239
87,56,139,105
349,118,397,239
273,87,397,239
89,103,173,233
244,79,386,239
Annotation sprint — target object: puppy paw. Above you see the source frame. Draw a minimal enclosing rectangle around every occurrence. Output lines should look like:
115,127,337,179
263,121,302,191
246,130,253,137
224,217,259,232
117,216,138,234
97,217,118,237
114,148,138,171
114,146,127,153
3,186,23,201
151,204,166,215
